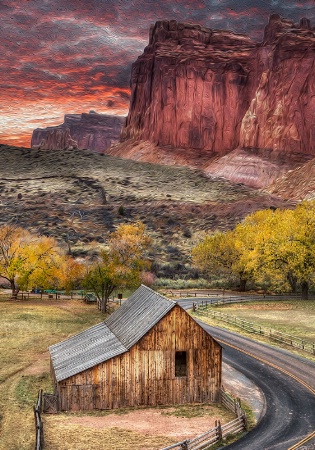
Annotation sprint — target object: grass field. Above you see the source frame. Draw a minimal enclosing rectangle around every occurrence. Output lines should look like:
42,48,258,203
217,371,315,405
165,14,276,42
192,299,315,361
0,295,235,450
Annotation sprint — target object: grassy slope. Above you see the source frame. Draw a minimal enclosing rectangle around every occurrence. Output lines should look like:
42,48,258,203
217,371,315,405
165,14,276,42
0,296,235,450
0,145,291,276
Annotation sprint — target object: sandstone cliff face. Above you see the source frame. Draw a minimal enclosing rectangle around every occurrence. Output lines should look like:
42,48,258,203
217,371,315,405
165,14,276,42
32,112,125,152
122,20,258,154
115,17,315,190
240,15,315,155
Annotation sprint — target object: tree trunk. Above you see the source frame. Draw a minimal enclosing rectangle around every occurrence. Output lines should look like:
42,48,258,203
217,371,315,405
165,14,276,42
287,271,297,293
100,297,108,314
301,281,309,300
239,278,247,292
10,280,19,300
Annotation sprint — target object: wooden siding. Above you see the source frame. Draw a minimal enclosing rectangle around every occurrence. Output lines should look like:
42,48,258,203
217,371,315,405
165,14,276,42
56,305,222,411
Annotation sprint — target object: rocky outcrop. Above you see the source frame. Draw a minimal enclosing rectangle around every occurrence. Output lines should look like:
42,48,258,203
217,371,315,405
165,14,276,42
112,17,315,189
204,148,313,189
267,157,315,200
32,112,125,152
32,128,78,151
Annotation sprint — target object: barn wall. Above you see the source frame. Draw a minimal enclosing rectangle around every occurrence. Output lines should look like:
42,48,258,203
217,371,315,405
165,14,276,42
57,305,221,411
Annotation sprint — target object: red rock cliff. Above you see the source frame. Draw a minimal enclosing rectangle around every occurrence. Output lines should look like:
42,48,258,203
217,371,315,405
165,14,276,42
32,112,125,152
121,16,315,158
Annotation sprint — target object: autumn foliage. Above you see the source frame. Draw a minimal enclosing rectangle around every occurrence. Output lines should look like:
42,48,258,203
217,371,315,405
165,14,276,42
192,201,315,298
83,222,152,313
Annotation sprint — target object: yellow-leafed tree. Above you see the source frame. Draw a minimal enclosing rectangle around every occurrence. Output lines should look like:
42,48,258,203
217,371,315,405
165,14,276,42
83,222,152,313
0,225,61,298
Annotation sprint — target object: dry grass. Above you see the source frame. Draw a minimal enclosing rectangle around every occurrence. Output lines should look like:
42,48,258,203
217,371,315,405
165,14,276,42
0,296,235,450
0,297,101,450
44,420,173,450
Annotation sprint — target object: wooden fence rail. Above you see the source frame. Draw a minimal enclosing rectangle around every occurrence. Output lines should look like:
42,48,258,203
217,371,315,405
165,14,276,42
195,307,315,355
170,291,305,300
34,390,44,450
161,389,247,450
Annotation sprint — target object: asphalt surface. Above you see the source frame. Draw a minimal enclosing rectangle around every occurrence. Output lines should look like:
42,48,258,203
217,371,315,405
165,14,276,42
178,298,315,450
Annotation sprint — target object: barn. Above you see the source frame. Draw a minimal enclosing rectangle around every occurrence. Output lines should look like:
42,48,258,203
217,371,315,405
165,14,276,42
49,285,222,411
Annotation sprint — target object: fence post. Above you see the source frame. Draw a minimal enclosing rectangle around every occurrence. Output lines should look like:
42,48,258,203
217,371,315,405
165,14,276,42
242,413,248,431
216,420,223,441
180,440,189,450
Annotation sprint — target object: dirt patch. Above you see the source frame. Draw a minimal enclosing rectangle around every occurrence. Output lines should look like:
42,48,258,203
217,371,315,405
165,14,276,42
68,407,225,439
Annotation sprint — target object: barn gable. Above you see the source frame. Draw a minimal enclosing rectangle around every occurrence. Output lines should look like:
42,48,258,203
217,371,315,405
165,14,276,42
49,285,176,382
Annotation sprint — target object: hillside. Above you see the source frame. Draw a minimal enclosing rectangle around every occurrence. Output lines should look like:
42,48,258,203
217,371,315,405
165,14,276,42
267,158,315,200
0,144,292,277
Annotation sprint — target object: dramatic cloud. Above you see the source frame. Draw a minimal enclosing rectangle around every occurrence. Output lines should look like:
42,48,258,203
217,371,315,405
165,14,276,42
0,0,314,146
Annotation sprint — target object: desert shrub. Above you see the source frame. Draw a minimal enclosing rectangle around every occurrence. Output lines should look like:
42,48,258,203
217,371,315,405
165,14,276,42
118,205,125,216
182,228,192,238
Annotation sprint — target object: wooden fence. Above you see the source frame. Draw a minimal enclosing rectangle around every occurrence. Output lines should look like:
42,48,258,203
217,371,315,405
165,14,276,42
170,290,304,301
161,389,247,450
195,305,315,355
34,390,44,450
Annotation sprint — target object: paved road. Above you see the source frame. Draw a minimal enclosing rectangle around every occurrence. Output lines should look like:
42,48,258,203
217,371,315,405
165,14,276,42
178,299,315,450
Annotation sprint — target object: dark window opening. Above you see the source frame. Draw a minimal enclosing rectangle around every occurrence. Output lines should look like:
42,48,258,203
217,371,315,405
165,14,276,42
175,351,187,377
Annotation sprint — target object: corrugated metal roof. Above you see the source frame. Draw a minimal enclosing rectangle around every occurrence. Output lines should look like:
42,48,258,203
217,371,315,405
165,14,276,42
49,285,176,382
105,284,176,348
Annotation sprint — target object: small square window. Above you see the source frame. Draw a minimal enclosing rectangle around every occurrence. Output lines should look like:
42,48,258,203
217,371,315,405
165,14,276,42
175,351,187,377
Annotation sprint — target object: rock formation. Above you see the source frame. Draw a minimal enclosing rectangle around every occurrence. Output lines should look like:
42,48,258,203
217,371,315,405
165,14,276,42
32,112,125,152
109,16,315,189
122,20,258,154
240,14,315,156
32,128,78,151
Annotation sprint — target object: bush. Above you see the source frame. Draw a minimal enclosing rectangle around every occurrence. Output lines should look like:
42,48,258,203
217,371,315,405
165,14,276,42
118,205,125,216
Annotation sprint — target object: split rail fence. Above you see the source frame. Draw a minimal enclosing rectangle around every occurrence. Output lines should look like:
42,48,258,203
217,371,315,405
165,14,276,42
195,304,315,355
34,390,44,450
161,389,247,450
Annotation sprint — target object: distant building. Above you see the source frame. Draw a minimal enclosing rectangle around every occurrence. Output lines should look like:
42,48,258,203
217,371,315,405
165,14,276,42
49,285,222,411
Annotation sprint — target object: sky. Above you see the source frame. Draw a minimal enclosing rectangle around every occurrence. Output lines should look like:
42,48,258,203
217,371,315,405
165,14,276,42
1,0,314,147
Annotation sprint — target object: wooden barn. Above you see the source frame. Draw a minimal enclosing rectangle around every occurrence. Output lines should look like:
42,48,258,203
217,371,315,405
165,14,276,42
49,285,222,411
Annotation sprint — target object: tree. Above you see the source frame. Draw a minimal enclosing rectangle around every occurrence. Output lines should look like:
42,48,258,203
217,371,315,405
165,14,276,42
192,228,255,291
192,231,237,283
83,222,152,313
235,203,315,298
46,255,85,293
0,225,60,298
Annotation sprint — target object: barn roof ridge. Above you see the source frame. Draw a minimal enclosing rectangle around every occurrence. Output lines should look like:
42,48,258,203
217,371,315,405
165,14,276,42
49,285,177,382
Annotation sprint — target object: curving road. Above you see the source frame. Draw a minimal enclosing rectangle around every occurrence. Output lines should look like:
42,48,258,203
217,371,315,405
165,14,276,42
179,298,315,450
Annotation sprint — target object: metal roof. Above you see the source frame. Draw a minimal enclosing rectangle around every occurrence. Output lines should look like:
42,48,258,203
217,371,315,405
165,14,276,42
49,285,176,382
105,284,176,348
